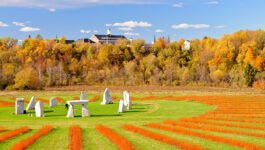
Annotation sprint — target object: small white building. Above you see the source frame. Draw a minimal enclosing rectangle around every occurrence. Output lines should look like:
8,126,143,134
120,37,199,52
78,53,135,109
183,40,191,50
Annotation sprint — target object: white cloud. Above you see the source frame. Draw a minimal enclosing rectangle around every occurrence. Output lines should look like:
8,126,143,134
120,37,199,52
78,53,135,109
93,30,98,33
205,1,219,5
49,8,56,12
124,32,140,36
113,21,152,28
105,24,112,27
155,29,164,33
12,21,25,26
215,25,226,28
0,0,164,9
20,27,40,32
80,29,91,33
172,23,210,29
118,27,133,31
0,21,8,27
173,2,183,7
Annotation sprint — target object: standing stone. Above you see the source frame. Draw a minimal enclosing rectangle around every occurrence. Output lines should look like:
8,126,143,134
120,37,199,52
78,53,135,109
15,98,24,114
26,96,36,110
80,92,87,100
35,101,44,117
118,100,125,113
82,104,90,117
67,105,74,117
101,88,112,105
123,91,130,106
127,100,132,110
49,97,58,107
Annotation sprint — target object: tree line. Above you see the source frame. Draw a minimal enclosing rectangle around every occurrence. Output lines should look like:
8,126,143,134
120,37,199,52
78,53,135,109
0,29,265,90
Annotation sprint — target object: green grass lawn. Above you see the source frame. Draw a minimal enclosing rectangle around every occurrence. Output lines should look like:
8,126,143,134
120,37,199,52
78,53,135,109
0,90,264,150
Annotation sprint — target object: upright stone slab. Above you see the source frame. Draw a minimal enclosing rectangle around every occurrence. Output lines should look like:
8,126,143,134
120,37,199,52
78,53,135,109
15,98,24,114
67,105,74,117
80,92,87,100
101,88,112,105
82,104,90,117
49,97,58,107
26,96,35,110
35,101,44,117
127,100,132,110
123,91,130,106
118,100,125,113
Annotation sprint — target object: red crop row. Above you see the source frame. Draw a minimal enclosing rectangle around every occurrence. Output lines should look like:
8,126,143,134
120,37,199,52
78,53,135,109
122,124,207,150
55,97,64,103
36,98,49,104
10,126,53,150
180,118,265,131
10,98,30,104
73,96,79,100
95,125,135,150
68,125,82,150
90,95,99,102
146,123,265,150
0,127,30,143
196,116,265,124
163,120,265,138
0,127,5,132
0,100,14,107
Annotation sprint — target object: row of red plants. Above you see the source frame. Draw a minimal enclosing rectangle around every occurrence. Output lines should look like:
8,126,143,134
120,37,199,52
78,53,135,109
10,98,30,104
122,124,207,150
10,126,53,150
36,98,49,104
68,125,82,150
95,125,135,150
163,120,265,138
195,116,265,124
146,123,265,150
181,118,265,130
0,100,15,107
90,95,99,102
0,126,5,132
55,97,65,103
73,96,79,100
0,127,30,143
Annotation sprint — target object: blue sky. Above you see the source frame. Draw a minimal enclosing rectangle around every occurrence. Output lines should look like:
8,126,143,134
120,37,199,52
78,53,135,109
0,0,264,43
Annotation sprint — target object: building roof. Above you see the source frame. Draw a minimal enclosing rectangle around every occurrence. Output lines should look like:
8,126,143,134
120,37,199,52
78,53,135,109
93,34,126,41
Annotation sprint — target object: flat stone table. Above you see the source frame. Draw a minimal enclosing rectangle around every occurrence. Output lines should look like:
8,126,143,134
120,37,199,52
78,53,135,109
66,100,90,117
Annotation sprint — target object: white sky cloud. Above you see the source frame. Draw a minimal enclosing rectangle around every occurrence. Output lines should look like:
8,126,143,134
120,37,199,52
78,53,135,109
172,23,210,29
49,8,56,12
118,27,133,31
124,32,140,36
155,29,164,33
93,30,98,33
0,0,165,9
205,1,219,5
113,21,152,28
0,21,8,27
12,21,25,26
80,29,91,33
215,25,226,28
20,27,40,32
173,2,183,7
105,24,112,27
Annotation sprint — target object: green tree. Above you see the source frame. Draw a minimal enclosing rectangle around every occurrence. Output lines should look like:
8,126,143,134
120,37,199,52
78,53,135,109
244,63,257,86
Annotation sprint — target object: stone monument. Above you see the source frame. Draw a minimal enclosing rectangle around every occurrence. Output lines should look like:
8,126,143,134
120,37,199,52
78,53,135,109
118,100,125,113
67,100,90,117
101,88,112,105
26,96,35,110
35,101,44,117
50,97,58,107
15,98,24,114
80,92,87,100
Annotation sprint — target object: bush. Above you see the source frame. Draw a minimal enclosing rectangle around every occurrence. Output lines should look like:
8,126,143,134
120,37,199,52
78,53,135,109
13,67,43,90
253,80,265,90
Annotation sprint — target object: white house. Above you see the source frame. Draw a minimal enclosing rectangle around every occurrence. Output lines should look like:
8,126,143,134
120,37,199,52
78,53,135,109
183,40,191,50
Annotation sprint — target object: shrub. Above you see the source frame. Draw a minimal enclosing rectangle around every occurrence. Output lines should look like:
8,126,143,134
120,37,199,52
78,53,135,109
253,80,265,90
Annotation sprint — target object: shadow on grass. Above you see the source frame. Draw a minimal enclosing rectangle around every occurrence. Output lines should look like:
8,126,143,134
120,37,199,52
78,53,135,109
90,114,121,117
126,110,146,113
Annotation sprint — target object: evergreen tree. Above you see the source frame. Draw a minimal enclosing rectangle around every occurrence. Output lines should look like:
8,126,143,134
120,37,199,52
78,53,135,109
244,62,257,87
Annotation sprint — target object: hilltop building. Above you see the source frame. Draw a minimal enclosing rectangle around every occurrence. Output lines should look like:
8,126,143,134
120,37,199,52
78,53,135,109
90,29,127,44
183,40,191,50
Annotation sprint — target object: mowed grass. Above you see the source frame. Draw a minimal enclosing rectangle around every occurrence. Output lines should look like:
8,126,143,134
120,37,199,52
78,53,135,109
0,90,264,150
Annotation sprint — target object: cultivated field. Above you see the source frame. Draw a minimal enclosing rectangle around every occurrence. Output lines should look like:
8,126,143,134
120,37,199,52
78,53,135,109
0,87,264,150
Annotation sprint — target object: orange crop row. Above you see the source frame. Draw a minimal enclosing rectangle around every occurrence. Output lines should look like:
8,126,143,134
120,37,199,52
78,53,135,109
11,126,53,150
122,124,207,150
180,118,265,131
10,98,30,104
95,125,135,150
55,97,64,103
0,100,14,107
90,95,99,102
68,125,82,150
163,120,265,138
0,127,30,143
73,96,79,100
0,127,5,132
146,123,265,150
36,98,49,104
196,116,265,124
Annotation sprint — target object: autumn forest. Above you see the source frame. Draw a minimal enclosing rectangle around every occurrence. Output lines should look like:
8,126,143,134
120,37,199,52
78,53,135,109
0,29,265,90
